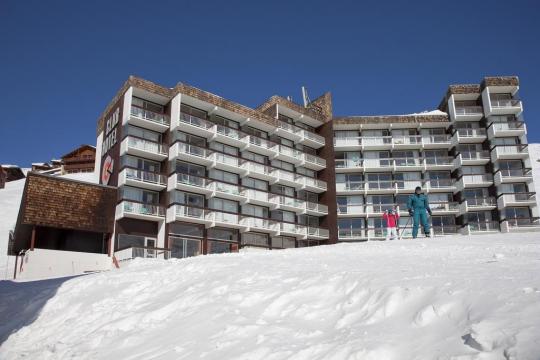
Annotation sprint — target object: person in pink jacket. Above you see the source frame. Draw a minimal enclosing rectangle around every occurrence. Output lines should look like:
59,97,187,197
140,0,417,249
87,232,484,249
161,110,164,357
383,208,400,240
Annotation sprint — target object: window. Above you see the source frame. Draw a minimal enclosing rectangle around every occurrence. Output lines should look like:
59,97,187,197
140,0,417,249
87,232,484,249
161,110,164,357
209,169,238,184
169,237,201,259
242,177,268,191
505,207,530,219
169,222,204,238
212,115,239,129
296,167,315,178
243,126,268,139
181,104,207,119
271,184,295,198
176,161,205,177
271,210,295,223
298,215,319,227
121,156,160,172
171,191,204,208
242,151,267,164
334,130,358,138
132,97,164,114
367,195,393,212
271,236,295,249
207,241,239,254
271,159,294,172
208,228,239,242
336,173,363,191
297,190,318,203
242,204,269,218
491,137,520,146
175,131,206,147
338,218,364,238
209,198,238,213
125,125,161,143
210,142,238,156
121,186,159,204
242,233,269,247
337,195,363,214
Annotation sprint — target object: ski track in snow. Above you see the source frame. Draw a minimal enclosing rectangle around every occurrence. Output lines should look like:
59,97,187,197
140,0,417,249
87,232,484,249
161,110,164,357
1,234,540,359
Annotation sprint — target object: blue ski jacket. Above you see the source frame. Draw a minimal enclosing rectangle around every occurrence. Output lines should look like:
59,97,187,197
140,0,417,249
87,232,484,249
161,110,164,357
407,193,431,213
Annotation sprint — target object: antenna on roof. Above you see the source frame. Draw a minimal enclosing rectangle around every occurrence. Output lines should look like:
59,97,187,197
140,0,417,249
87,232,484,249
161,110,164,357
301,86,310,108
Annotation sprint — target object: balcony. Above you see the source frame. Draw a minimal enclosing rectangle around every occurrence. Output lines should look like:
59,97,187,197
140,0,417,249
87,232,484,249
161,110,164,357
424,178,456,192
486,97,523,116
240,217,279,234
298,129,325,149
455,151,491,166
421,135,452,149
244,189,276,208
453,105,484,121
241,162,275,182
336,181,365,194
278,222,307,238
243,136,278,157
334,137,362,150
177,112,214,138
395,180,423,192
299,153,326,171
460,197,497,213
206,211,246,230
271,195,305,213
272,145,303,165
296,175,327,193
456,174,493,191
392,135,422,149
120,136,168,161
129,105,170,132
467,221,500,234
170,142,213,165
169,173,213,196
118,167,167,191
272,169,299,188
335,159,363,172
364,203,395,214
307,227,329,240
363,158,394,172
362,136,393,150
273,121,302,142
430,202,460,215
206,181,247,203
167,205,210,225
364,181,395,194
502,217,540,233
210,124,248,148
424,156,455,170
303,201,329,216
494,168,533,185
393,157,423,171
491,144,529,161
337,204,365,216
497,192,537,208
116,200,165,221
452,128,487,144
487,121,527,138
208,153,248,175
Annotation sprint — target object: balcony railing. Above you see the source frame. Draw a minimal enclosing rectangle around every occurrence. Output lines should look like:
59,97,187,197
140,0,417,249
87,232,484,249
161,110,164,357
301,130,325,145
241,217,278,231
456,128,486,137
337,204,364,214
247,136,274,150
177,173,206,188
392,135,422,145
336,181,365,192
422,135,452,145
177,143,210,158
174,205,207,220
242,162,273,176
297,175,327,190
460,151,490,161
302,153,326,167
180,112,212,129
124,167,166,185
274,144,301,158
272,195,305,209
430,202,459,212
127,136,167,155
115,246,171,262
491,144,528,155
131,105,170,125
499,192,536,203
363,158,394,168
466,197,496,207
216,124,246,140
305,201,328,214
334,137,362,147
469,221,499,232
490,121,525,131
424,156,454,166
460,174,493,183
498,168,532,178
504,217,540,228
208,181,243,196
426,178,455,188
455,106,483,115
307,227,329,238
335,159,363,168
122,200,165,217
394,157,422,167
395,180,423,190
364,180,394,190
279,222,307,235
208,211,240,225
277,121,301,135
490,98,521,108
362,136,393,146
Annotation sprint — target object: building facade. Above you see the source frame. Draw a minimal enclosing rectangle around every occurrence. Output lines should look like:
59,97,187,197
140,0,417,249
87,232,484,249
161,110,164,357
60,144,96,174
92,75,538,259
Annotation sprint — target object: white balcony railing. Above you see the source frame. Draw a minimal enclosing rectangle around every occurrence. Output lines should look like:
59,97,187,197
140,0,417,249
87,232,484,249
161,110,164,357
121,201,165,217
124,168,166,185
455,106,483,115
127,136,167,155
131,105,170,125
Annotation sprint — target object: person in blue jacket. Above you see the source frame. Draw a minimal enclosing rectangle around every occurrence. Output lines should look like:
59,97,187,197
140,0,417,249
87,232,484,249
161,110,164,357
407,186,432,238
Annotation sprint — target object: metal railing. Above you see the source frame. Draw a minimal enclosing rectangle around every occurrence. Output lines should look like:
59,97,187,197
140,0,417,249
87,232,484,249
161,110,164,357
174,205,207,219
115,246,171,262
335,159,363,168
460,174,493,183
499,192,536,203
337,204,365,214
305,201,328,214
307,227,329,238
122,201,165,217
490,98,521,108
468,221,499,232
242,161,273,176
124,168,166,185
422,135,452,144
430,202,459,212
466,197,496,207
247,135,274,150
176,142,210,158
180,112,212,129
424,156,454,166
491,121,525,131
301,129,325,144
241,217,278,231
492,144,528,155
131,105,170,125
460,151,490,160
394,157,422,167
455,106,483,115
504,217,540,228
216,124,246,140
334,137,362,147
302,153,326,166
392,135,422,145
296,175,327,190
456,128,486,137
426,178,455,188
498,168,532,177
177,173,206,188
127,136,167,155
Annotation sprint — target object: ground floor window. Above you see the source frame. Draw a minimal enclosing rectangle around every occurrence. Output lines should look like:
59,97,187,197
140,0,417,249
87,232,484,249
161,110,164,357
208,240,239,254
116,234,156,250
169,236,201,259
271,236,295,249
241,232,269,247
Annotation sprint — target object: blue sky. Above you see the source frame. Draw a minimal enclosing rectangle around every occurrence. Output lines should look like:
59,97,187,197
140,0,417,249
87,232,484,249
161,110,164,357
1,0,539,166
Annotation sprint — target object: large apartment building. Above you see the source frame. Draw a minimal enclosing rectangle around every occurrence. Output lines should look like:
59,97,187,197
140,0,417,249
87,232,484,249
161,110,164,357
93,75,538,257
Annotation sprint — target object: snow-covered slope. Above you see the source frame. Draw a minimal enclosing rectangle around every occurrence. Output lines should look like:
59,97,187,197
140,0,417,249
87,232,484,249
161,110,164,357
0,172,98,278
1,233,539,359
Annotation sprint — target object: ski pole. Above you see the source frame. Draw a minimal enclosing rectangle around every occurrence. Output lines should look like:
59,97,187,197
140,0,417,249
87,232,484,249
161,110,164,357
399,216,412,240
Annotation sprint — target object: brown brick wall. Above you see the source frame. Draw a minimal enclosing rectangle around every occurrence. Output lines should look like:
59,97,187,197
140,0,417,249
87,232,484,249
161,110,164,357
482,76,519,87
21,173,116,233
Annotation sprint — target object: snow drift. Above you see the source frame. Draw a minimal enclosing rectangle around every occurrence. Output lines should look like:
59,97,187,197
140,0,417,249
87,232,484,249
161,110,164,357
1,233,540,359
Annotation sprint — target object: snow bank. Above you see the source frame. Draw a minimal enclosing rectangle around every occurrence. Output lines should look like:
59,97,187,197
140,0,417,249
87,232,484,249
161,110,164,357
1,233,539,359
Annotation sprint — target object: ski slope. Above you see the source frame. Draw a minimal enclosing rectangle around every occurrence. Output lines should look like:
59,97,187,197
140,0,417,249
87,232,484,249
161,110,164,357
1,233,540,359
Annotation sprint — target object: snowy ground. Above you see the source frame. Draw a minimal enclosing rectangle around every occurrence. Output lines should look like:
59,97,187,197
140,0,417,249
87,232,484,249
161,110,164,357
1,233,540,359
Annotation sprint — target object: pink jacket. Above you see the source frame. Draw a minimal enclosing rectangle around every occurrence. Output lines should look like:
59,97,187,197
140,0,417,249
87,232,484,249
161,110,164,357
382,212,400,228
